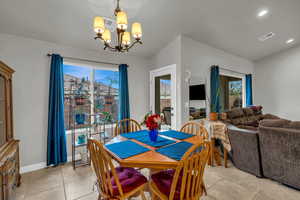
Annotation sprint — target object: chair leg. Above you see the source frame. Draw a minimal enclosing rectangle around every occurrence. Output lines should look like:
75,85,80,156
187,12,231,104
202,182,207,196
140,191,147,200
224,148,228,168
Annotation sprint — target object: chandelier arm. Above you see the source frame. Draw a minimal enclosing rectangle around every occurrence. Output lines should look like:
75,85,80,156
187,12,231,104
93,0,142,53
126,40,142,51
104,43,117,51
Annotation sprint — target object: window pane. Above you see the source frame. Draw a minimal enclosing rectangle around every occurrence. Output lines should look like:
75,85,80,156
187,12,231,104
64,65,92,130
220,75,243,111
93,69,119,122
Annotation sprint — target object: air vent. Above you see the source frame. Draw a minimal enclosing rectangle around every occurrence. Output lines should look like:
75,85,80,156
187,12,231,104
258,32,275,42
103,17,116,32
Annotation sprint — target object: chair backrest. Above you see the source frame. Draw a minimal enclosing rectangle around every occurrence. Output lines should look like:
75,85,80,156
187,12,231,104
88,139,124,198
180,121,209,139
169,142,210,200
114,118,141,136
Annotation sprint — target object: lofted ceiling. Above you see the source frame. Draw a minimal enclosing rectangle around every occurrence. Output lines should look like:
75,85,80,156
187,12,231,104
0,0,300,61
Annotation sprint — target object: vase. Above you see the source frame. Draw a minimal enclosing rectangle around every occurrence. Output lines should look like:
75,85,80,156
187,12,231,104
209,112,218,121
149,129,158,142
75,113,85,125
77,134,86,144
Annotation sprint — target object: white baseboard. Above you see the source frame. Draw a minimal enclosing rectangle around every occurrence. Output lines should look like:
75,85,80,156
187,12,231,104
20,154,81,174
20,162,47,174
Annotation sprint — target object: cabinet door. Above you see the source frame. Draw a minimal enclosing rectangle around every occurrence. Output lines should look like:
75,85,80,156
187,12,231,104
0,75,6,146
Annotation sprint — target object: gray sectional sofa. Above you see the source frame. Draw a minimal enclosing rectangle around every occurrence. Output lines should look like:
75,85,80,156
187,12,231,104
223,107,300,190
259,119,300,189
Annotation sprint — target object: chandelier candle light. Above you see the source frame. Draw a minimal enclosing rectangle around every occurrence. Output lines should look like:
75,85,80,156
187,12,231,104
93,0,143,52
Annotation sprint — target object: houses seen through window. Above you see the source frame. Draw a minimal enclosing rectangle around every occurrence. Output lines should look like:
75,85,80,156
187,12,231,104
63,64,119,130
219,75,243,111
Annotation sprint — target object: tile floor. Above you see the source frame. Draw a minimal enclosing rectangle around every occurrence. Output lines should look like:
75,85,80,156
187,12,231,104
16,161,300,200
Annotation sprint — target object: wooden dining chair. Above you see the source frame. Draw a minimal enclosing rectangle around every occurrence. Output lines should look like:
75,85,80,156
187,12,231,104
180,121,209,139
150,141,210,200
88,139,148,200
114,118,142,136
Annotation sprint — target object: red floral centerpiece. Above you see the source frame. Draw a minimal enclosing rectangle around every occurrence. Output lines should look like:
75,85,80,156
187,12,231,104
144,114,161,142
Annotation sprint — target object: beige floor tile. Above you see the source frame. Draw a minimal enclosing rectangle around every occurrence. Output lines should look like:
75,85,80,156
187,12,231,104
77,192,99,200
15,162,300,200
65,176,95,200
24,171,63,195
203,166,224,188
24,186,65,200
252,191,275,200
255,179,300,200
62,163,94,183
200,194,218,200
206,179,256,200
25,168,64,196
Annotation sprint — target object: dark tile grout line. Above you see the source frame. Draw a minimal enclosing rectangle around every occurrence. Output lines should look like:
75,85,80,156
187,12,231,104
60,167,68,200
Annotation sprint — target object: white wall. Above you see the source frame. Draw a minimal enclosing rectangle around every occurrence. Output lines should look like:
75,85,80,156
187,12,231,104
150,36,182,128
150,35,254,126
0,33,150,169
181,36,254,124
254,46,300,120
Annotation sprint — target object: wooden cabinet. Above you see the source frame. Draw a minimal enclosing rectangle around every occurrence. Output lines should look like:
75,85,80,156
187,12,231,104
0,61,20,200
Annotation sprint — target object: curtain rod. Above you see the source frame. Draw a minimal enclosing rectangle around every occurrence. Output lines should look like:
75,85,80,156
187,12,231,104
47,54,120,66
218,67,247,75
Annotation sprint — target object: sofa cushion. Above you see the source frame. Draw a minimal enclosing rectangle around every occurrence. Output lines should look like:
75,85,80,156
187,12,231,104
283,121,300,130
259,119,291,128
151,169,182,200
237,125,258,131
243,120,259,127
263,114,280,120
111,167,147,196
227,108,244,119
243,108,254,116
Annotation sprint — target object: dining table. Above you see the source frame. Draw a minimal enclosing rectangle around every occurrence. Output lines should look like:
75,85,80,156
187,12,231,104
103,130,204,170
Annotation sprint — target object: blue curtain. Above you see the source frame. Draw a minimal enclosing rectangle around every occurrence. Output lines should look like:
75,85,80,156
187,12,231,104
47,54,67,166
246,74,253,106
118,64,130,120
210,65,220,113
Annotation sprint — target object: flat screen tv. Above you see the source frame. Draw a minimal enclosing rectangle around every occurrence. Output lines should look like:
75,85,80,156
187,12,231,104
189,84,206,100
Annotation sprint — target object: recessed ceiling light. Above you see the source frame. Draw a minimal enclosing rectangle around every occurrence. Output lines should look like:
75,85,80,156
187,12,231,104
257,9,269,17
286,38,295,44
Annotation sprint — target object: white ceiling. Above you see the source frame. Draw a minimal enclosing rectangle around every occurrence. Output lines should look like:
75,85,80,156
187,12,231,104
1,0,300,61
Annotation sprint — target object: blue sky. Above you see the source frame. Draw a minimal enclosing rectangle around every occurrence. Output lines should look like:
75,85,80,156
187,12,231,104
64,65,119,89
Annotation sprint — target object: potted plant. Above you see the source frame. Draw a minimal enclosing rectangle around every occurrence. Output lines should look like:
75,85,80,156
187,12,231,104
75,78,88,105
144,114,161,142
75,111,86,125
101,111,113,123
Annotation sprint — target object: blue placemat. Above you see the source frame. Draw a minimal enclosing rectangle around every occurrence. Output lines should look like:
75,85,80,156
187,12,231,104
159,130,194,140
156,141,193,161
134,135,176,148
105,140,150,159
121,130,149,139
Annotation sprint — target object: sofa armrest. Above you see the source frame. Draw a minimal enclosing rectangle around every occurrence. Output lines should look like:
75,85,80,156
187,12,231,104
227,124,258,134
227,124,262,177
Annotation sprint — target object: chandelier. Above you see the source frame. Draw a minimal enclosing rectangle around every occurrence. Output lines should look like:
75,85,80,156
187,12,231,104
93,0,143,52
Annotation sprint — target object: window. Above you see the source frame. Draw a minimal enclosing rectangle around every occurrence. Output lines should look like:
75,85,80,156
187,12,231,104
63,64,119,130
219,75,243,111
